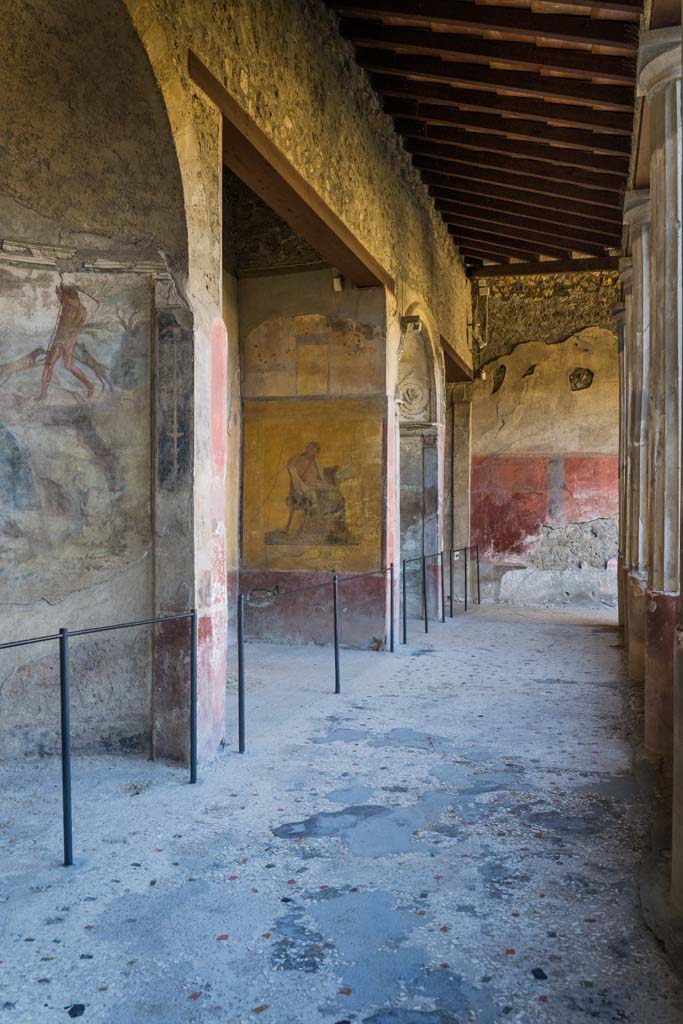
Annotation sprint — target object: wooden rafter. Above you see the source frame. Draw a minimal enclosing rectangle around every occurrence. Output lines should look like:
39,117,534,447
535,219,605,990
326,0,638,269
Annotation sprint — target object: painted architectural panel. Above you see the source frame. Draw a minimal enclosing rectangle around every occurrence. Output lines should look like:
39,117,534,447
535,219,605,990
242,397,385,573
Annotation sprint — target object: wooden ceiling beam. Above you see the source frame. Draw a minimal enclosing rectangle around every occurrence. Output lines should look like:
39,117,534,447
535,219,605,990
469,256,621,278
356,50,635,109
423,174,626,224
407,140,626,191
395,118,630,172
417,164,624,213
341,19,636,83
386,103,631,156
513,0,641,19
440,209,610,255
370,76,634,134
333,2,639,54
430,189,621,239
447,222,573,258
451,232,546,260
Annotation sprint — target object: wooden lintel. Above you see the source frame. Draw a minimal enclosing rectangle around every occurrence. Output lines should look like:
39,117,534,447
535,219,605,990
188,50,394,291
469,256,620,278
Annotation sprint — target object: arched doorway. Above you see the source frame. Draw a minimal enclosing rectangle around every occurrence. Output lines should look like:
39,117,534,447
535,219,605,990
397,317,442,614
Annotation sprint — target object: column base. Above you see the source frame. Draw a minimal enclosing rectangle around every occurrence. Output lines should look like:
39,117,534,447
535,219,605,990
622,564,631,648
644,590,678,760
627,572,647,682
672,626,683,911
617,555,625,629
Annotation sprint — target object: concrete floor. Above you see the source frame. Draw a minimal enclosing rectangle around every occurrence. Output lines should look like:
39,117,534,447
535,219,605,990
2,606,683,1023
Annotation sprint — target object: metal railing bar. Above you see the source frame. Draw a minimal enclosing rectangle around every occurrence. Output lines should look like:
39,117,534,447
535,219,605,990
338,568,390,583
70,612,192,638
244,578,333,602
0,632,61,652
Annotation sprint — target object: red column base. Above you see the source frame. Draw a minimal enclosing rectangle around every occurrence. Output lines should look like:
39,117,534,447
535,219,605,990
627,572,647,682
644,589,678,760
672,626,683,910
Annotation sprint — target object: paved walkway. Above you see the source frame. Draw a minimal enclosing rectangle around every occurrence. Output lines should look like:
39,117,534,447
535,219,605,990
2,607,683,1023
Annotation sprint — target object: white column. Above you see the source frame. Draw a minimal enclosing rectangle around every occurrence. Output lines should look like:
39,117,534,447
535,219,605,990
638,28,682,595
620,259,634,581
614,300,627,627
624,193,652,583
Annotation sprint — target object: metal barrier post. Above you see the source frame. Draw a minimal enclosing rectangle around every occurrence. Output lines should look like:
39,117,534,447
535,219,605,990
449,549,454,619
464,546,469,612
190,608,198,783
389,563,395,653
476,544,481,605
333,575,341,694
58,628,73,867
237,594,246,753
440,551,446,623
401,559,407,645
422,555,429,634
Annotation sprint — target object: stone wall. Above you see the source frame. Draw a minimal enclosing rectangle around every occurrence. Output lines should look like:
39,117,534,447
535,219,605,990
471,272,620,607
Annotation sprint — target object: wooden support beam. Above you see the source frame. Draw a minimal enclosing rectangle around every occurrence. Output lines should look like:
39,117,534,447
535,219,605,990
188,50,393,291
448,223,571,258
469,256,621,277
395,118,630,172
341,19,636,83
413,154,626,208
441,210,608,256
388,107,631,158
421,172,626,224
371,76,634,134
431,191,620,241
407,141,626,192
517,0,641,17
356,51,635,109
333,2,639,54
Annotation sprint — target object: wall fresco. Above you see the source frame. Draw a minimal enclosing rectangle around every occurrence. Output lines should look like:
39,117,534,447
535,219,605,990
242,397,385,574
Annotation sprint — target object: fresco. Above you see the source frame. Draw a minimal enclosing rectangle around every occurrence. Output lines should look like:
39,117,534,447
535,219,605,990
242,397,385,573
0,265,152,606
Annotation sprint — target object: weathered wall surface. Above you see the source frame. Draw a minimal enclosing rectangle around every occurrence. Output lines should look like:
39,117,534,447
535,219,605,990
125,0,470,363
471,272,620,607
239,269,389,646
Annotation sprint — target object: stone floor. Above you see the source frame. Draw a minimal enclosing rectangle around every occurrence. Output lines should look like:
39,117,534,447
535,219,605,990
2,606,683,1023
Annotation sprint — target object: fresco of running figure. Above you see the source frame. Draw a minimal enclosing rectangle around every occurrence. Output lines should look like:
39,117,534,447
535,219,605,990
0,264,152,606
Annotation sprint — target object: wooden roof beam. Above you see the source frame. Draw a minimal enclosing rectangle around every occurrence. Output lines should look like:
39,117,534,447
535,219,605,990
333,2,639,53
370,76,634,134
387,104,631,156
440,210,610,255
469,256,621,278
411,154,626,208
356,51,635,109
407,141,626,191
395,118,630,172
423,173,626,223
341,19,637,83
430,189,621,239
448,223,573,258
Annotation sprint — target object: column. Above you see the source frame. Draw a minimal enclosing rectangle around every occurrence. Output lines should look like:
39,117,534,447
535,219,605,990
614,301,627,629
620,259,634,649
636,26,683,907
622,190,650,682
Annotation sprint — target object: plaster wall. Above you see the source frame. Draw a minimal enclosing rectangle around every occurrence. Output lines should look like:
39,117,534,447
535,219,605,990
471,281,620,608
239,269,390,648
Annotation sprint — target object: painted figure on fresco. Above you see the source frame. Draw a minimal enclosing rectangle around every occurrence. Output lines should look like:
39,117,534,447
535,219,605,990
0,280,112,399
266,441,356,546
39,283,102,399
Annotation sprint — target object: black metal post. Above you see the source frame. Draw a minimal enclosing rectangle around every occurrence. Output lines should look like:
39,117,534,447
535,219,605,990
422,555,429,634
389,563,395,653
464,546,469,612
59,628,73,868
440,550,446,623
237,594,246,753
190,608,198,783
401,559,407,645
476,544,481,605
333,575,341,694
449,548,453,619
